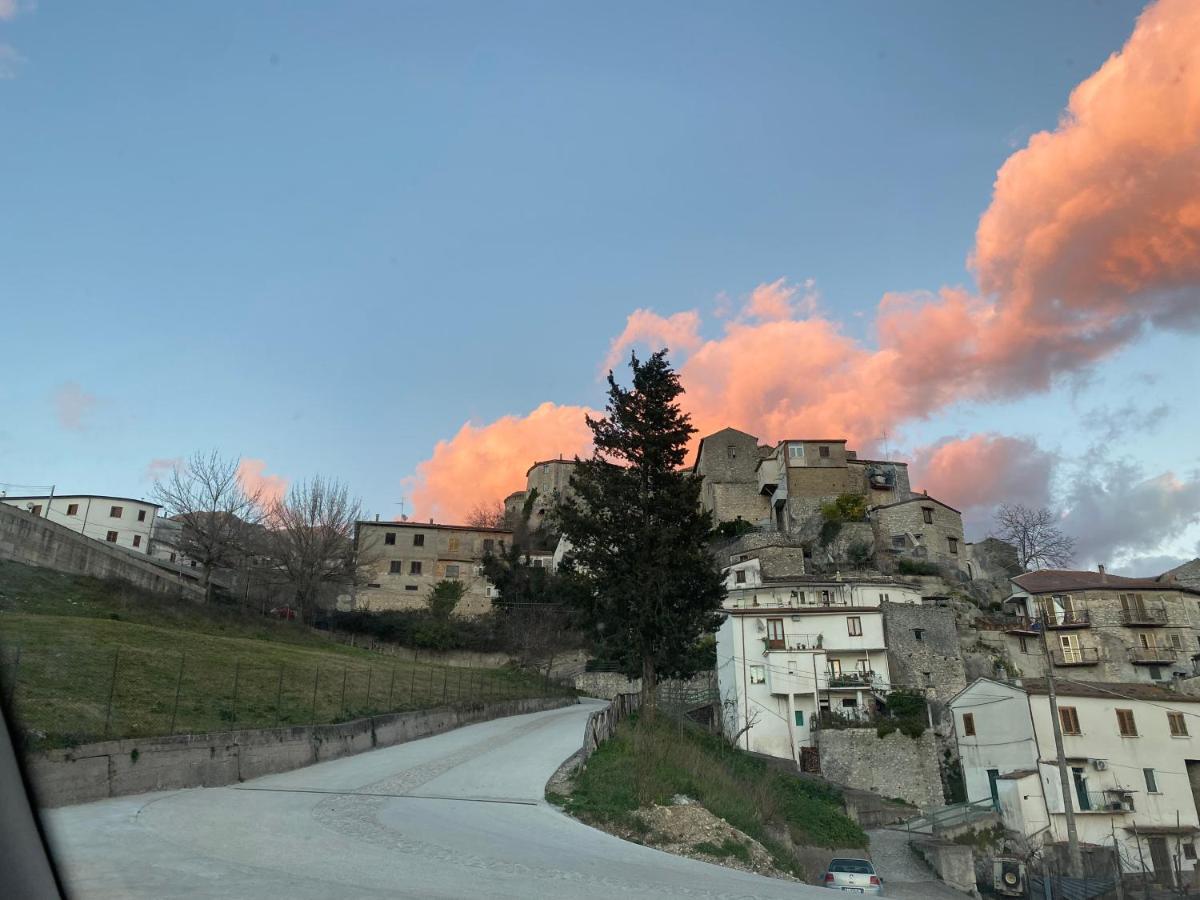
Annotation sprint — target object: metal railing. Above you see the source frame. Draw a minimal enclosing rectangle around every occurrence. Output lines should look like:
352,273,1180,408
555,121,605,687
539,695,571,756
1043,609,1091,628
1075,790,1134,813
763,632,821,651
1118,603,1169,626
726,594,853,610
1129,645,1177,664
1051,647,1101,666
828,670,877,688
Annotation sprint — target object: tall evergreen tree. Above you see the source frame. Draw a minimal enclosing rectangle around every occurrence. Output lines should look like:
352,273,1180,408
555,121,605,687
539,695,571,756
557,350,725,713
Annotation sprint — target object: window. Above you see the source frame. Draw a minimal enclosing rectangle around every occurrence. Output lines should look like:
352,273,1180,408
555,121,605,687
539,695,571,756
137,509,147,522
1169,712,1188,736
735,570,746,584
948,537,958,555
384,532,396,545
767,618,785,649
962,713,976,736
413,534,425,547
847,616,862,636
132,535,141,548
110,506,123,518
788,444,804,460
922,507,933,524
31,504,42,516
1170,633,1185,650
1116,708,1138,737
448,537,460,552
913,628,925,642
169,553,176,562
817,445,830,458
1185,844,1196,862
794,710,804,726
1059,706,1081,735
483,539,494,553
404,585,418,591
726,444,737,460
389,561,403,574
749,666,765,684
892,535,905,549
105,530,118,543
1018,636,1030,654
66,503,79,515
821,590,831,604
367,582,381,588
410,561,423,575
787,659,796,674
446,564,460,578
532,559,544,568
1149,666,1163,681
841,698,856,709
828,659,842,676
1144,768,1158,793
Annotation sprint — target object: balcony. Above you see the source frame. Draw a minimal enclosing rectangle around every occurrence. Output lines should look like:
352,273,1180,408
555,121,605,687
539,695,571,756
1118,603,1170,626
828,670,877,689
1051,647,1101,666
1043,609,1090,629
764,632,821,652
1129,646,1177,665
1003,616,1041,636
1075,790,1135,814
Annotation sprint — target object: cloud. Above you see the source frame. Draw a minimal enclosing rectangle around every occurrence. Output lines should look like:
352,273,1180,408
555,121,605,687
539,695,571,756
0,1,19,22
1061,457,1200,569
408,0,1200,521
237,458,289,508
143,457,183,482
601,309,702,374
52,382,97,431
1080,402,1170,442
407,402,595,521
909,433,1057,535
1110,553,1194,578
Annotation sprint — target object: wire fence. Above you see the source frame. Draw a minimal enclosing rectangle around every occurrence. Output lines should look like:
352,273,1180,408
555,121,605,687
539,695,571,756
0,642,574,751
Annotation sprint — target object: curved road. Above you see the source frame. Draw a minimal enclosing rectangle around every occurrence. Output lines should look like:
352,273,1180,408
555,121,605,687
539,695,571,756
46,700,830,898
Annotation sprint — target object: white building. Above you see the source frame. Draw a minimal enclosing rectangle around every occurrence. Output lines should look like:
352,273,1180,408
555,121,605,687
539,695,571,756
716,562,922,763
950,677,1200,887
0,494,160,554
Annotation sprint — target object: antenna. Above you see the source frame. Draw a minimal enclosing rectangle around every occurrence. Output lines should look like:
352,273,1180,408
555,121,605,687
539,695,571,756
394,496,407,520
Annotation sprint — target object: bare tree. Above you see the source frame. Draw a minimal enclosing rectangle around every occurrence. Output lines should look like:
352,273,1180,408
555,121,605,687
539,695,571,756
152,451,262,602
466,500,508,530
263,475,366,622
993,503,1076,571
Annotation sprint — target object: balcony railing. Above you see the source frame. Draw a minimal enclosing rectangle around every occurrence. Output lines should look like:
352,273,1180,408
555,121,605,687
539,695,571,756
1051,647,1101,666
1075,790,1135,814
764,632,821,651
1003,616,1041,635
828,670,877,688
1118,603,1170,626
1129,646,1177,664
1043,610,1091,629
727,594,852,610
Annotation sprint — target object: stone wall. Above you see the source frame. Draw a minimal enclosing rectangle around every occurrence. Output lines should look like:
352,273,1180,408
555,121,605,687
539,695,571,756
816,727,944,809
574,670,716,702
0,503,204,600
872,498,966,571
882,602,968,710
27,695,576,808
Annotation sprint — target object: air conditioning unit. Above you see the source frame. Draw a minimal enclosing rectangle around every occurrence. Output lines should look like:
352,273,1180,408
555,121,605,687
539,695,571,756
1091,758,1108,771
994,859,1026,896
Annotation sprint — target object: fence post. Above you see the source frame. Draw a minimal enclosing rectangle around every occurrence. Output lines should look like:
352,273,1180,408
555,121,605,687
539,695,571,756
230,659,242,727
7,645,21,707
442,669,449,704
339,668,348,719
169,653,186,734
311,669,320,725
103,649,121,739
365,667,373,713
454,667,463,705
274,666,285,727
387,666,397,710
409,666,417,705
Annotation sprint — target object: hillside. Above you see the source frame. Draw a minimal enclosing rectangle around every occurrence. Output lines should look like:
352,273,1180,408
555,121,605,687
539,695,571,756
0,560,559,750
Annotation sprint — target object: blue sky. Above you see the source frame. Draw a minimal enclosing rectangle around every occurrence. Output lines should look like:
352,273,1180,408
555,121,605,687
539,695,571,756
2,1,1196,570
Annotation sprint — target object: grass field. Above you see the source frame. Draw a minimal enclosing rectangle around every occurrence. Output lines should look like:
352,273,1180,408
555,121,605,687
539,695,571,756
0,560,563,750
559,712,866,876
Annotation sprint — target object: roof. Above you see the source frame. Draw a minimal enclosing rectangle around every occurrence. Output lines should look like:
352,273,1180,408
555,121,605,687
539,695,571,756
774,438,848,446
850,458,909,468
0,494,161,507
525,458,576,476
870,494,961,515
356,520,513,535
726,572,920,588
1012,569,1200,596
1020,679,1199,703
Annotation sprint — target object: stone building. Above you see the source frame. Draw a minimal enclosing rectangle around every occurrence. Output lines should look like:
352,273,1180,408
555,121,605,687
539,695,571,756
693,427,773,526
354,520,512,617
501,458,578,529
881,601,968,713
869,494,967,574
1160,558,1200,592
998,566,1200,684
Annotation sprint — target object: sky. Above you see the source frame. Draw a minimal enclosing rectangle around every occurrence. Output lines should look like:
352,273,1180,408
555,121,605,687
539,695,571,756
2,0,1198,574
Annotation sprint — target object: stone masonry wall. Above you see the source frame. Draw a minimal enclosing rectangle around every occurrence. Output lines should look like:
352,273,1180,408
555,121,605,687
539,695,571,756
872,499,966,571
0,503,204,600
817,727,943,809
882,602,967,711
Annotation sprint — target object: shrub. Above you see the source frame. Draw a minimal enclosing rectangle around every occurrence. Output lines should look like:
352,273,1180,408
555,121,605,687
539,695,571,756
820,493,868,524
694,838,752,863
897,559,940,576
713,519,757,539
876,722,897,738
845,541,873,568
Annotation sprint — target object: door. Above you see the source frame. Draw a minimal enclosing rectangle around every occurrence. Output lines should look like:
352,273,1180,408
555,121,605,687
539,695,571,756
1059,633,1082,664
766,618,785,650
1148,836,1174,886
987,768,1000,809
828,659,842,678
1072,767,1091,811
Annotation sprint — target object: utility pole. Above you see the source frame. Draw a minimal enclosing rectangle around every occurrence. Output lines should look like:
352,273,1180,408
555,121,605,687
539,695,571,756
1039,616,1084,878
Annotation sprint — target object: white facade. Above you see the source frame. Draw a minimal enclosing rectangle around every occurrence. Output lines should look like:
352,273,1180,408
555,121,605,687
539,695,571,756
951,678,1200,884
0,494,159,554
716,572,922,762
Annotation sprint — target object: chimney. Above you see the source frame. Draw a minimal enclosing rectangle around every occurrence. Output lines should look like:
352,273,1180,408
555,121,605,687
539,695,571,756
1098,564,1107,580
374,513,379,522
429,517,434,525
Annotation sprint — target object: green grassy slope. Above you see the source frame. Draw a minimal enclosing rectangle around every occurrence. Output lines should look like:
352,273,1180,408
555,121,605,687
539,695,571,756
0,560,557,749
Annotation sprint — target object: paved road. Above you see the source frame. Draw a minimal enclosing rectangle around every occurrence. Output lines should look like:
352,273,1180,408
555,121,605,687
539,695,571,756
864,828,964,900
46,700,834,898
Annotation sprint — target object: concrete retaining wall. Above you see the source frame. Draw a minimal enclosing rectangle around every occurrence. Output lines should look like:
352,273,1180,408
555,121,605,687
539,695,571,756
27,696,576,808
913,840,978,895
0,504,203,600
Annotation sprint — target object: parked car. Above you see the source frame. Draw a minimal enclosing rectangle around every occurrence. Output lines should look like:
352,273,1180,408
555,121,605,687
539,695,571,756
822,858,883,894
268,605,297,620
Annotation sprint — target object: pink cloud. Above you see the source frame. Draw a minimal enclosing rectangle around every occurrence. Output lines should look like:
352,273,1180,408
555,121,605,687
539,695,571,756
52,382,97,431
602,309,703,373
909,434,1056,512
237,458,289,508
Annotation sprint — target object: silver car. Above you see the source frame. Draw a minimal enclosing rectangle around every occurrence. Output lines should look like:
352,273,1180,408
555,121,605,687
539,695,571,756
822,858,883,894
